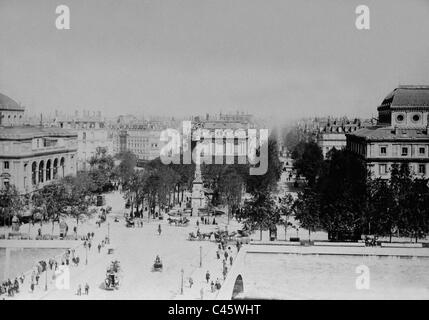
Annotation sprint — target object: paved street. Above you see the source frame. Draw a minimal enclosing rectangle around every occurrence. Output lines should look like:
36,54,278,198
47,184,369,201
4,191,241,300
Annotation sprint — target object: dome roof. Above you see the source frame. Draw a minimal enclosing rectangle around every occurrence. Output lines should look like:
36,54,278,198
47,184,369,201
378,85,429,110
0,93,24,111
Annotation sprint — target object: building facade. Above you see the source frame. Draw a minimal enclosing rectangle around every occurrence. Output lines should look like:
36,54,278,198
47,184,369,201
317,119,368,158
347,85,429,179
56,111,114,171
0,93,78,194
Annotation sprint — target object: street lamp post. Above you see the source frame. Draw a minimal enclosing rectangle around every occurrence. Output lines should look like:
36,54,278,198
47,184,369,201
180,268,184,295
45,263,48,291
199,246,202,268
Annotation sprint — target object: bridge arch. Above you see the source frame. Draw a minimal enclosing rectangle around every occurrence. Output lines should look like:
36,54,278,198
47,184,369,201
231,274,244,299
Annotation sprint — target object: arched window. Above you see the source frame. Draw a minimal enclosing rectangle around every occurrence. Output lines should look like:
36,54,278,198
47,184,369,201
60,157,65,177
32,162,37,185
46,159,52,181
53,158,58,179
38,160,44,183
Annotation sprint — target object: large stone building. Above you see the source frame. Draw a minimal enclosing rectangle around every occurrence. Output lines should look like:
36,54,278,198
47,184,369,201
0,93,78,194
56,111,114,171
347,85,429,178
317,119,369,158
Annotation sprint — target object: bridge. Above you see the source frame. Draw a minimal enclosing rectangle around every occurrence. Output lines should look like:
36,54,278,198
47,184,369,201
217,242,429,299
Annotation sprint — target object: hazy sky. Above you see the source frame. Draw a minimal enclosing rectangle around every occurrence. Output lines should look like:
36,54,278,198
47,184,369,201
1,0,429,120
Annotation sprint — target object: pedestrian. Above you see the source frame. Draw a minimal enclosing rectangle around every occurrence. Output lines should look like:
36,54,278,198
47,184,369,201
205,270,210,283
212,218,216,225
210,281,215,293
35,273,39,285
77,284,82,296
229,255,233,266
84,283,89,295
30,282,34,293
158,224,162,235
196,220,199,227
216,249,220,259
224,250,228,260
88,241,92,251
215,278,221,290
98,244,101,253
91,232,94,238
189,277,194,288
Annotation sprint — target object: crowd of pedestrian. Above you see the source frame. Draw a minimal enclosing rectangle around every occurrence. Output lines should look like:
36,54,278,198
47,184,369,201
0,275,24,298
1,230,101,299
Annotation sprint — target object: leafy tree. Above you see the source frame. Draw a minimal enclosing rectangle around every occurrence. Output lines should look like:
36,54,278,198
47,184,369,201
88,147,115,194
366,177,395,239
32,182,68,235
115,151,138,187
278,193,295,240
246,134,282,195
0,184,23,227
218,167,244,222
292,141,324,186
294,187,321,240
236,190,280,240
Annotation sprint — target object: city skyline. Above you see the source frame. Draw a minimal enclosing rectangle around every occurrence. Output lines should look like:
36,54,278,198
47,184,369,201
1,0,429,121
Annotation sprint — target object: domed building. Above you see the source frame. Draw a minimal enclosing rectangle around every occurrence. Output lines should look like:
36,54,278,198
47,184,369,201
0,92,78,193
0,92,25,126
347,85,429,178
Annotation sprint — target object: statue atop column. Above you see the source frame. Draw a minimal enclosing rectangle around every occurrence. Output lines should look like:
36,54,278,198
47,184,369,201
191,153,206,212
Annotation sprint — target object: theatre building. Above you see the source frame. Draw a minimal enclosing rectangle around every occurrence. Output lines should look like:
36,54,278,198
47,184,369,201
0,93,78,194
347,86,429,179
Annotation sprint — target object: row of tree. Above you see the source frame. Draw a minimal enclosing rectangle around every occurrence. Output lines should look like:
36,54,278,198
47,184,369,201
291,143,429,242
0,147,116,229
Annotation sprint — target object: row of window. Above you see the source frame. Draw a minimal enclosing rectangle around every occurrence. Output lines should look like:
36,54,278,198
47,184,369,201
395,113,422,123
379,163,426,175
379,146,426,156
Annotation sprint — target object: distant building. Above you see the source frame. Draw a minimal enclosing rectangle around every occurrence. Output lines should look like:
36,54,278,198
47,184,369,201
113,121,177,162
56,111,114,171
317,119,370,158
191,112,256,164
347,85,429,178
0,93,25,126
0,93,78,193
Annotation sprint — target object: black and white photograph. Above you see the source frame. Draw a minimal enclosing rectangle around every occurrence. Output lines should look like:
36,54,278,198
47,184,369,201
1,0,429,305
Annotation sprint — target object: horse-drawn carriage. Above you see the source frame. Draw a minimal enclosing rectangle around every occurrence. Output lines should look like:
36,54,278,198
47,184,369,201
188,231,213,241
167,216,189,226
213,230,239,243
152,255,163,272
125,218,135,228
104,260,121,290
